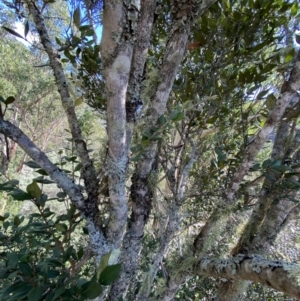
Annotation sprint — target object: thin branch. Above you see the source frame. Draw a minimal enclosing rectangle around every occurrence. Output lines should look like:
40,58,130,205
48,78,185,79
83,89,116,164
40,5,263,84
0,118,109,258
24,0,98,201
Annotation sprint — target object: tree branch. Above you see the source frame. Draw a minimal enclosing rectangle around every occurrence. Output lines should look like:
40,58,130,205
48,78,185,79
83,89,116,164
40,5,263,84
0,118,109,259
108,0,157,298
194,255,300,300
24,0,98,202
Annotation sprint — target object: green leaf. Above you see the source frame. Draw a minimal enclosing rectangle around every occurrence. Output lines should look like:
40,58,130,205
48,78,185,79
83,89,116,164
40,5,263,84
52,286,65,300
57,191,66,198
45,258,63,267
47,269,60,278
24,21,29,38
265,94,277,110
79,25,91,31
285,48,295,63
36,194,48,207
262,159,271,169
19,254,30,263
27,181,42,198
149,135,164,141
8,188,32,201
27,286,44,301
130,154,143,162
74,97,83,106
55,223,68,232
45,291,55,301
82,282,103,299
36,169,48,176
170,110,179,120
1,281,33,300
55,36,62,45
73,7,81,28
256,90,269,99
63,246,74,261
158,114,167,125
74,162,83,172
82,226,89,234
77,247,84,260
25,161,41,169
34,178,54,184
5,96,15,105
2,26,25,40
0,179,19,191
172,111,184,121
291,2,298,16
86,29,94,36
44,211,54,218
19,262,32,276
249,163,260,171
14,216,22,226
215,147,226,163
99,264,121,285
97,252,111,281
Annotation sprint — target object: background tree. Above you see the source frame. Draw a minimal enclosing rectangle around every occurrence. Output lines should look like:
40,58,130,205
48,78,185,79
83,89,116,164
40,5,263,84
0,0,300,301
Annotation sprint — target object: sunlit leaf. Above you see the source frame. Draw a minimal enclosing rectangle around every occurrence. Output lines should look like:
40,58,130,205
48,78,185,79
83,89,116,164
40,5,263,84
27,181,42,198
73,7,81,28
99,264,121,285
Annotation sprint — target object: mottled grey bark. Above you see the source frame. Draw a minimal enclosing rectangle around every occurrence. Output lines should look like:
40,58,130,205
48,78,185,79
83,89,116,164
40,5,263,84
195,255,300,301
108,1,217,300
25,0,99,207
108,1,218,299
214,130,300,301
107,1,156,298
101,0,135,248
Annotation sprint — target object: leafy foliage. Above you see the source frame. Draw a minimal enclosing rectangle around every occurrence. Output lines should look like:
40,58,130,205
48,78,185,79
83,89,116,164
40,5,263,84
0,0,300,300
0,169,120,301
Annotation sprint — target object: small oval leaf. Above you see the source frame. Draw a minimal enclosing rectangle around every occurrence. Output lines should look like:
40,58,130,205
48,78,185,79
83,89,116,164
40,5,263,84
27,181,42,198
5,96,15,105
73,7,81,28
99,264,121,285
